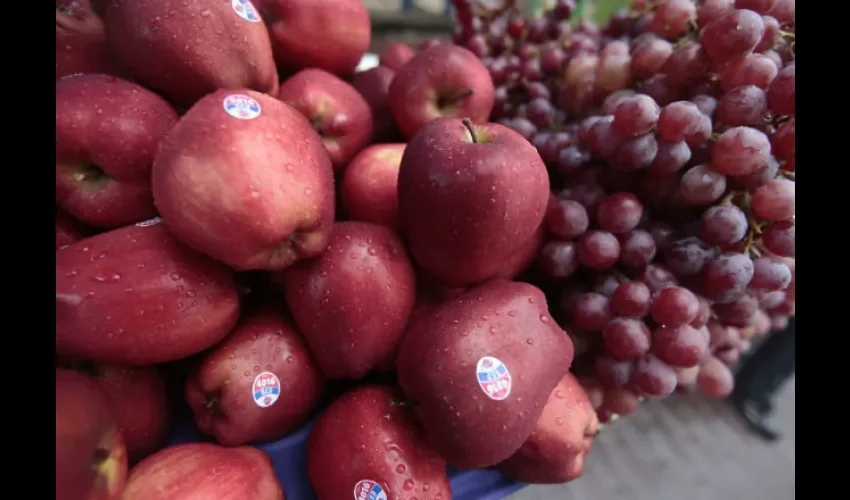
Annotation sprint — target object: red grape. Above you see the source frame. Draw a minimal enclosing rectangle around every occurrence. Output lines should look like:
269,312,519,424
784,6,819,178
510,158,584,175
618,229,657,268
711,126,772,176
697,0,735,28
716,85,768,126
649,0,697,39
538,241,581,278
663,237,719,277
713,294,758,327
612,95,661,138
751,178,795,221
611,281,652,318
657,101,712,147
767,62,795,116
595,355,634,388
653,324,709,367
603,317,652,360
761,220,795,257
700,204,748,247
735,0,779,14
633,355,678,396
640,263,680,293
648,140,692,176
651,286,700,327
680,165,727,205
749,257,792,291
578,230,621,269
572,292,613,332
662,43,710,88
631,37,674,80
697,356,735,397
771,119,795,161
604,387,641,416
614,133,659,170
720,53,779,91
702,252,755,303
546,199,589,240
701,10,765,65
641,73,681,105
597,193,644,234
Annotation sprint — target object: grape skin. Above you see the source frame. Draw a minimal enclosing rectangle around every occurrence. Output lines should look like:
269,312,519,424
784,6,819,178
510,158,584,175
712,127,772,176
751,178,795,221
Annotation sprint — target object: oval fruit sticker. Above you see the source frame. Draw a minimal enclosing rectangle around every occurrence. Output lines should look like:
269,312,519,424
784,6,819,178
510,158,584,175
222,94,262,120
231,0,262,22
476,356,512,401
353,479,388,500
252,372,281,408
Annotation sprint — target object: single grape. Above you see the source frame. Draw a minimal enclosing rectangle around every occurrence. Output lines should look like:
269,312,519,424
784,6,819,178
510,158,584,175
648,140,692,176
591,272,627,298
657,101,712,147
527,98,555,128
701,252,755,303
572,292,613,332
507,16,525,39
524,81,551,101
631,36,674,80
557,146,591,175
613,134,659,170
697,0,735,28
604,387,641,416
507,117,537,141
653,324,709,367
676,365,701,386
583,117,620,159
701,10,765,65
663,237,719,277
749,256,792,291
567,183,607,213
731,156,779,191
712,127,772,176
610,96,661,141
768,0,795,24
691,296,712,328
649,0,697,39
713,294,758,327
552,0,577,20
700,204,749,247
521,58,544,81
752,178,795,221
697,356,735,397
761,220,794,257
680,164,728,205
719,54,779,91
526,16,551,43
640,263,679,293
577,230,621,269
612,281,652,318
595,355,634,388
662,43,711,88
538,241,581,278
603,317,652,360
633,354,678,396
602,89,638,115
716,85,768,126
640,74,681,105
617,230,657,268
546,199,590,240
597,193,644,234
767,62,795,116
650,286,700,327
771,119,795,161
596,46,634,95
690,94,718,117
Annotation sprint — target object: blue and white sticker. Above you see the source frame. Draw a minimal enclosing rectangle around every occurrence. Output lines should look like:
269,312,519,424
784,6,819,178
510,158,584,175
353,480,387,500
222,94,261,120
252,372,281,408
231,0,261,23
476,356,512,401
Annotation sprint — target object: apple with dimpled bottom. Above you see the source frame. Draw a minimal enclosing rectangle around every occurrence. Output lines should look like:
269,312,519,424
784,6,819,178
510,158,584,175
340,143,405,230
306,385,451,500
56,368,127,500
277,69,374,170
398,118,550,287
122,443,284,500
396,280,575,469
152,89,335,271
185,305,326,446
389,44,494,138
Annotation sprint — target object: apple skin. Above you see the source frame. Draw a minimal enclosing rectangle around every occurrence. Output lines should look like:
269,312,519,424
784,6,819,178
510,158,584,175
185,305,326,446
101,0,278,108
123,443,285,500
56,0,114,79
277,69,374,170
56,74,178,228
380,42,416,72
396,281,575,469
281,221,417,380
56,208,90,249
494,224,545,281
351,66,402,142
307,385,451,500
56,218,241,366
152,89,335,271
389,44,494,138
56,368,128,500
255,0,370,78
398,118,550,287
499,372,600,484
340,143,405,230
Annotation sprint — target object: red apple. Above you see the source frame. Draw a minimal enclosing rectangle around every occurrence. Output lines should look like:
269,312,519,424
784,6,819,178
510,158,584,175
351,66,401,142
398,118,550,287
56,368,128,500
389,44,495,138
186,305,326,446
281,221,417,379
56,219,241,365
380,42,416,71
152,89,335,271
307,385,451,500
499,372,600,484
56,74,178,228
278,69,374,170
256,0,370,77
123,443,284,500
494,224,546,281
340,143,405,230
56,208,90,249
101,0,279,108
56,0,113,79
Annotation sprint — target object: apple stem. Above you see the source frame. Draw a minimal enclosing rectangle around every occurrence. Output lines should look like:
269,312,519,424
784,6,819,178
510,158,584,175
389,399,421,409
462,118,478,144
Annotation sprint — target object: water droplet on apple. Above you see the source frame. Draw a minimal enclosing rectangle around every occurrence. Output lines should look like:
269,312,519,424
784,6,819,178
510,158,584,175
243,371,251,377
66,270,78,277
230,364,237,369
555,417,565,426
286,356,294,364
539,314,549,323
526,338,535,345
489,326,496,334
396,464,407,474
170,273,180,281
403,479,415,490
253,365,260,372
555,391,565,399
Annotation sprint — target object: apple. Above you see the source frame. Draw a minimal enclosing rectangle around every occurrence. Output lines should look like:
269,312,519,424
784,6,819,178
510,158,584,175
101,0,279,108
351,66,401,142
152,89,335,271
340,143,405,229
255,0,370,77
56,0,113,79
498,372,600,484
398,118,550,287
281,221,417,380
494,224,546,281
306,385,452,500
56,368,127,500
379,42,416,71
56,218,241,365
123,443,284,499
185,305,326,446
389,44,494,138
56,74,179,228
277,69,374,170
56,208,90,249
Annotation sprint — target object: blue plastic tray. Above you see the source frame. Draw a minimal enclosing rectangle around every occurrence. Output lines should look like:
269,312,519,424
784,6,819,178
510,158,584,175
167,410,526,500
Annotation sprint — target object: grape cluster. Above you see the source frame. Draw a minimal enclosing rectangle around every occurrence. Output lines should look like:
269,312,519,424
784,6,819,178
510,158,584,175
450,0,795,422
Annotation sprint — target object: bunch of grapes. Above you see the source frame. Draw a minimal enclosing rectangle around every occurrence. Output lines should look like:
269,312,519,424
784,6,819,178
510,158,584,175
450,0,795,422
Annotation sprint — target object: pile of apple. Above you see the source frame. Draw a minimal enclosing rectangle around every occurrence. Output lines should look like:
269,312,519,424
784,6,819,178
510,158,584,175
56,1,603,499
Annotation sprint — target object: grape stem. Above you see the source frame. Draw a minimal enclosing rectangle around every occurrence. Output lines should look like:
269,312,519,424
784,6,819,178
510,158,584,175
778,170,795,181
779,31,795,40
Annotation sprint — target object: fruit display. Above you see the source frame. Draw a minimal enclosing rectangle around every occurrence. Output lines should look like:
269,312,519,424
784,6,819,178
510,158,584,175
55,0,795,499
